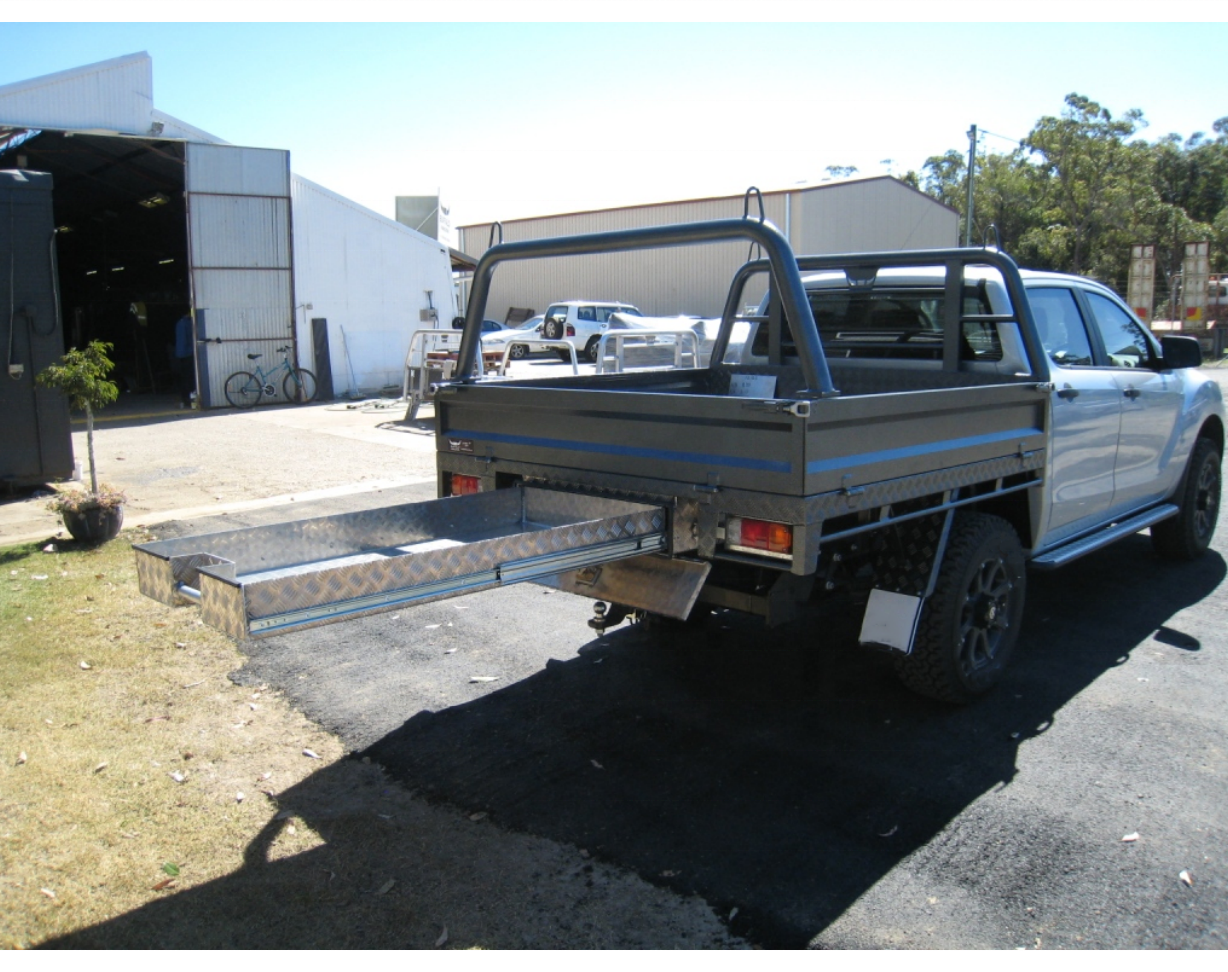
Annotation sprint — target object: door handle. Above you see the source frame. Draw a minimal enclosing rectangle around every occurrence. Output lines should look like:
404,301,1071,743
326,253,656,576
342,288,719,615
1056,386,1079,400
1123,386,1141,399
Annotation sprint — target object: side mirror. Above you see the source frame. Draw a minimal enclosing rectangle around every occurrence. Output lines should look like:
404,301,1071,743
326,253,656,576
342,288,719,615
1160,334,1202,369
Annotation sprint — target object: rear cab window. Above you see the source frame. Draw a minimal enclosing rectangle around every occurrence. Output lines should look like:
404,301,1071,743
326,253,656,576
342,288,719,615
753,285,1003,362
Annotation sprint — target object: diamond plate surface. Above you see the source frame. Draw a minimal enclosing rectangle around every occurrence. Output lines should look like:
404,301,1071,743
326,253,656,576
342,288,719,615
135,549,174,604
242,508,663,621
870,512,949,596
199,571,247,641
808,452,1044,521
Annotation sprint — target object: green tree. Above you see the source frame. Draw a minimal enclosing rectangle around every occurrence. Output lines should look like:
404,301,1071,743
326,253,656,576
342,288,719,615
1023,93,1147,275
35,341,119,497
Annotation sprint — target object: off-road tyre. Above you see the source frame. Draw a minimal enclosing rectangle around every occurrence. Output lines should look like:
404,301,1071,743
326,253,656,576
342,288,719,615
223,371,261,409
893,512,1026,704
584,337,602,364
283,367,318,404
1151,437,1221,561
542,318,565,340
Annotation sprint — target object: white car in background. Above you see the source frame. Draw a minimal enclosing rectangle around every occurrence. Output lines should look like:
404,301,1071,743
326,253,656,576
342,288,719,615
540,301,644,362
480,314,547,360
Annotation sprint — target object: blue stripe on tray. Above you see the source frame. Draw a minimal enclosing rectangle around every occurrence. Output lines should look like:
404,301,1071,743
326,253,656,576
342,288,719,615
445,429,793,473
804,427,1042,475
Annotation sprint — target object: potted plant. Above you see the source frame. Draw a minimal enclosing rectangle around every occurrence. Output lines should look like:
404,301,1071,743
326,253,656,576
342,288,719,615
35,341,126,543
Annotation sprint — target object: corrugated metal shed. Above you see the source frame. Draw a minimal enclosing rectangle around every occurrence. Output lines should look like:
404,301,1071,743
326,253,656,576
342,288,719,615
0,52,154,135
459,179,957,320
185,142,295,407
0,52,456,406
292,175,456,395
150,109,226,145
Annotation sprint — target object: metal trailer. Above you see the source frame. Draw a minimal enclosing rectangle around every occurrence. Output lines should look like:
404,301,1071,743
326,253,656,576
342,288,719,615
136,213,1058,698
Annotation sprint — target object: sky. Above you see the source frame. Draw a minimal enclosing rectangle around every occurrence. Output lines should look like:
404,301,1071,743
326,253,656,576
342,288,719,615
3,10,1227,246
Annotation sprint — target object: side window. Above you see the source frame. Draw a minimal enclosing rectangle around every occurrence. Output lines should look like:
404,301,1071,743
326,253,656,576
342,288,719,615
1085,292,1151,368
577,306,596,322
1027,287,1095,367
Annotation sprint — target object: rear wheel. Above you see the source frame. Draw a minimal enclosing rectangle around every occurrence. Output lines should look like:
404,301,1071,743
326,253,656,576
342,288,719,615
509,343,527,360
1152,437,1221,561
584,337,602,363
224,371,261,409
894,512,1025,703
283,367,318,404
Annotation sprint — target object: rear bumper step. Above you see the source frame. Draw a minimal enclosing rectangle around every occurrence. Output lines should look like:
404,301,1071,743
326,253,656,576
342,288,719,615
134,486,666,638
1029,504,1178,570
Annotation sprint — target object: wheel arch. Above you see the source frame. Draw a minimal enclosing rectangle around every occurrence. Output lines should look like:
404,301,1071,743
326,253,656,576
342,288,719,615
964,489,1033,551
1197,414,1224,456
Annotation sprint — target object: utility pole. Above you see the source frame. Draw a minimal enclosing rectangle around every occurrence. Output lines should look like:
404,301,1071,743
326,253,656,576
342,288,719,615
964,124,977,247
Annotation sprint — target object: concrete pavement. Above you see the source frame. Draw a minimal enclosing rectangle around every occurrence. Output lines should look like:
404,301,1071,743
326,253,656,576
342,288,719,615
0,393,440,546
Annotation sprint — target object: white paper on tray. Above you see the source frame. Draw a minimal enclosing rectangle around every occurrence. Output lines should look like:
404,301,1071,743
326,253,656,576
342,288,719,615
728,374,778,398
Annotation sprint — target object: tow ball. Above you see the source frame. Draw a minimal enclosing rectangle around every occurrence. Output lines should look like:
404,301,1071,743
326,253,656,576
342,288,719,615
588,601,630,633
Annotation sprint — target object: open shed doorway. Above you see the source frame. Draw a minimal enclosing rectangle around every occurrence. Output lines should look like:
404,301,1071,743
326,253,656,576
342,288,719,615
0,128,192,400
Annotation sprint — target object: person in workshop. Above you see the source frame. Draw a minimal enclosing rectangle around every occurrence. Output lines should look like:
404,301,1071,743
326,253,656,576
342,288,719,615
172,312,196,408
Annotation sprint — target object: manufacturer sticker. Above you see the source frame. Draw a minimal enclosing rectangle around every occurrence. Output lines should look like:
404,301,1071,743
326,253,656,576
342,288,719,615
448,438,474,454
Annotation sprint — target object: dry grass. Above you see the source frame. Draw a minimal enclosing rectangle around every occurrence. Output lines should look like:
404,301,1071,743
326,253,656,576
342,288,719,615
1,531,737,950
0,531,355,947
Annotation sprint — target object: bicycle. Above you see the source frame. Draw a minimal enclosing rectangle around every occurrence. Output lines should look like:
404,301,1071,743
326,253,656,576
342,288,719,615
223,346,318,409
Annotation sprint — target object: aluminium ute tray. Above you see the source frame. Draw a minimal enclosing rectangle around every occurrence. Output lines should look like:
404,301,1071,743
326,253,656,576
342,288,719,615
134,486,666,638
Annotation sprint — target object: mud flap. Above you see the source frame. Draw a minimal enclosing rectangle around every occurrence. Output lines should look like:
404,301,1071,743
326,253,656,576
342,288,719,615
858,509,953,655
859,588,924,653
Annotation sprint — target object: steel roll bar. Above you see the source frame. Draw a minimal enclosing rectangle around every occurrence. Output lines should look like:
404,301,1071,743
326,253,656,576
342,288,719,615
712,247,1048,381
455,218,840,399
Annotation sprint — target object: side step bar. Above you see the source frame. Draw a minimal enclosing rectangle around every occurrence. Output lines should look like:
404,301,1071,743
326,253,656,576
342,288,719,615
1029,504,1178,570
134,486,666,638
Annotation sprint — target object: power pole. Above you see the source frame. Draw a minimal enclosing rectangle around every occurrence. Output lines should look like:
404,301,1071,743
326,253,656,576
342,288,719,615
964,124,977,247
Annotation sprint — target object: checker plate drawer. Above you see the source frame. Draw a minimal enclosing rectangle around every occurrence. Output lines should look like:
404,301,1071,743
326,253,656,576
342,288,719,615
134,486,667,638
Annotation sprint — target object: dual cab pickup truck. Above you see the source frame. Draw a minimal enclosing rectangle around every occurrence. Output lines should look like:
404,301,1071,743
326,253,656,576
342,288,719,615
136,212,1223,704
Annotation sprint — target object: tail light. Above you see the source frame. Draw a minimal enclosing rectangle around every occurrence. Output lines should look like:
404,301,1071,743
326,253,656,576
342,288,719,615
450,474,481,495
725,516,793,560
565,325,575,337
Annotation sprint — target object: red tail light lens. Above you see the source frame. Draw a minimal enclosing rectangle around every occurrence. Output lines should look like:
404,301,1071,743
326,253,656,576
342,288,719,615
450,474,481,495
565,325,575,337
726,516,793,559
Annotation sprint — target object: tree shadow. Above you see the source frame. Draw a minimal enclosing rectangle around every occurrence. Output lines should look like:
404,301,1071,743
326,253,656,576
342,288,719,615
41,535,1225,948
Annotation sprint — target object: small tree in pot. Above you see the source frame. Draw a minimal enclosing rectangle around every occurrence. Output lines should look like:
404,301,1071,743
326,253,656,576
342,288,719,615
35,341,126,543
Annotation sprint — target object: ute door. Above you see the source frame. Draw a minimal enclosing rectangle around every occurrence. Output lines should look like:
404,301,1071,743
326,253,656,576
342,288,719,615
1081,290,1185,513
1028,286,1122,541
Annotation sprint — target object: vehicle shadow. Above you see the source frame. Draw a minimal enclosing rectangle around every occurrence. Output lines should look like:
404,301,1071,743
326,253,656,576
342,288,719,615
40,535,1225,948
359,535,1227,946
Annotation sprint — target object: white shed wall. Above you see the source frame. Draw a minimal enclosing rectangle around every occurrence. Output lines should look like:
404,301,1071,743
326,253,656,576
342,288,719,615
0,52,153,135
459,179,957,320
292,175,456,396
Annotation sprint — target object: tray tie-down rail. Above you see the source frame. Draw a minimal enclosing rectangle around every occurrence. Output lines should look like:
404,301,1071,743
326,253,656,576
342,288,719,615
134,486,667,639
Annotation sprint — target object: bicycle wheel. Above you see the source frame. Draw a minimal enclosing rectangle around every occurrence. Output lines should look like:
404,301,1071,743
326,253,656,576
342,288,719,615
224,371,262,409
283,368,318,404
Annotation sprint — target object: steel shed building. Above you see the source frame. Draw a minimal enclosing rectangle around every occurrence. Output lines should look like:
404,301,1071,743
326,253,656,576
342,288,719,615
0,52,454,408
458,180,958,321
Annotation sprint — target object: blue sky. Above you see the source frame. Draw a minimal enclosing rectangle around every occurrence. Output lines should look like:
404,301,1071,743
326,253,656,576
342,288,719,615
3,17,1227,238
